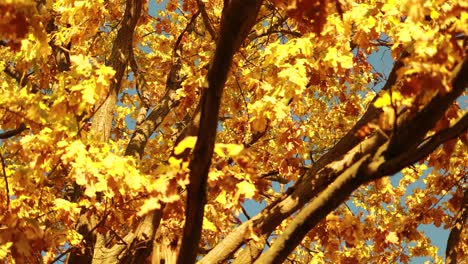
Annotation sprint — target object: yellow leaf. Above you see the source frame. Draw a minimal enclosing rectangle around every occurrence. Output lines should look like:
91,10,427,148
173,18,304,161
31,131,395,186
278,64,308,87
126,174,142,190
429,8,439,20
0,242,13,259
56,140,69,148
67,230,83,246
95,180,108,192
367,16,377,28
202,217,217,231
215,190,227,204
82,85,96,104
209,170,224,181
224,144,244,156
96,65,116,85
397,28,412,43
250,117,267,132
74,170,87,186
213,146,225,157
70,54,92,75
174,136,197,155
386,231,399,244
54,198,78,212
339,53,354,69
374,91,402,108
138,197,161,216
168,156,182,166
237,181,256,198
324,46,338,68
214,143,244,157
374,93,391,108
84,184,96,198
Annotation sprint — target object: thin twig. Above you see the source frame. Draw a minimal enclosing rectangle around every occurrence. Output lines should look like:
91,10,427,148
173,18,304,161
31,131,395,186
0,123,27,139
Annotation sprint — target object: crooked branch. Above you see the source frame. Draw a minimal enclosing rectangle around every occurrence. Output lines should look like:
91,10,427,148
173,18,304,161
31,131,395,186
177,1,263,263
446,188,468,264
0,153,10,208
0,123,26,139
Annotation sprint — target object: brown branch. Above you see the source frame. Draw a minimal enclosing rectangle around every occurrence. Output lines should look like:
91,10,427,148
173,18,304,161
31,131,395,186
386,57,468,158
373,112,468,178
446,187,468,264
125,11,198,159
196,0,217,40
202,51,465,263
119,209,164,264
0,123,26,139
177,1,263,263
303,52,406,175
0,152,10,208
0,15,72,137
112,11,202,264
68,0,144,263
2,62,41,93
90,0,143,142
255,154,372,263
250,29,301,40
3,64,30,87
369,39,393,47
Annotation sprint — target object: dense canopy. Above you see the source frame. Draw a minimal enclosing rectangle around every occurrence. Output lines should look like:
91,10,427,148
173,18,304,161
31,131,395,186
0,0,467,263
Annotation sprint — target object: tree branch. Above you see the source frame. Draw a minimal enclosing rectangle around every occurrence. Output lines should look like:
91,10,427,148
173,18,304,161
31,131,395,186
0,123,26,139
386,57,468,158
373,112,468,178
201,51,466,263
68,0,143,263
196,0,217,40
258,110,468,263
0,152,10,208
446,187,468,264
90,0,143,142
255,154,372,263
2,64,30,87
177,1,263,263
125,11,198,159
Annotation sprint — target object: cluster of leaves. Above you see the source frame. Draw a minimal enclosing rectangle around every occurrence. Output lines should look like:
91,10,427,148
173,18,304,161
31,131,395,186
0,0,466,263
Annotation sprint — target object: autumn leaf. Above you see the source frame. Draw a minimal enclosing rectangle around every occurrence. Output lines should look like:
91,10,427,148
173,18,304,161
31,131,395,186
386,231,399,244
203,217,217,232
374,91,403,108
237,181,256,199
138,197,162,217
174,136,197,155
214,143,244,157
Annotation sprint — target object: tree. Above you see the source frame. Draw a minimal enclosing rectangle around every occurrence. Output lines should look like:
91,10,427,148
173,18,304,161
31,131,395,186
0,0,467,263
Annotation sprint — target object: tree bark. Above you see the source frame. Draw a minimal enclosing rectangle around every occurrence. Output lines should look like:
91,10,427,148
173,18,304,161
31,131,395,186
91,0,143,142
446,188,468,264
177,1,263,263
67,1,143,263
